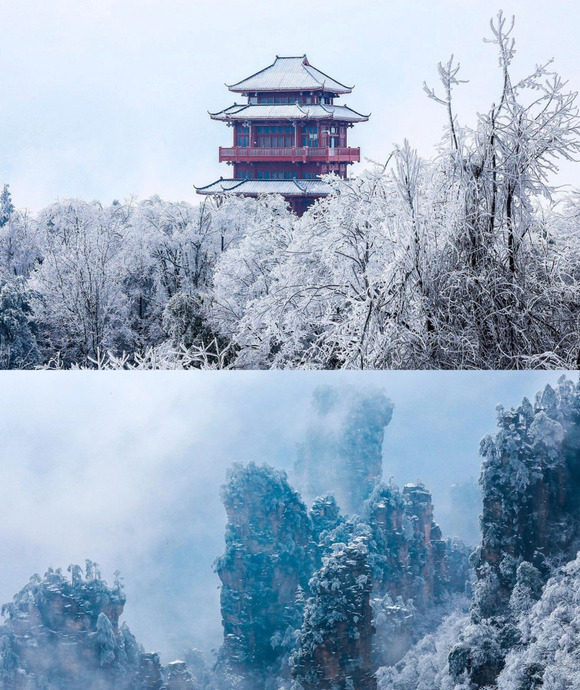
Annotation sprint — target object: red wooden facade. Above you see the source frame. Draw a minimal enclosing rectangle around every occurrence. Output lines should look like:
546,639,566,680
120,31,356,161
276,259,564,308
196,56,369,215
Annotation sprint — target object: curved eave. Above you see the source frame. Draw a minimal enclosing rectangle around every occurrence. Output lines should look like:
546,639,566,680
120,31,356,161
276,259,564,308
208,104,370,123
320,104,370,121
194,178,246,194
195,178,333,197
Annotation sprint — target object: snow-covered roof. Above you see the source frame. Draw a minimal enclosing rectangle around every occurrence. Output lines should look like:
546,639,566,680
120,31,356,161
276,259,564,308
210,103,369,123
195,178,333,196
226,56,352,94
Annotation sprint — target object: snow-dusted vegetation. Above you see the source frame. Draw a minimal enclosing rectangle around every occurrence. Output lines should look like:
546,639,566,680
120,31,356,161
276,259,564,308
3,377,580,688
1,14,579,369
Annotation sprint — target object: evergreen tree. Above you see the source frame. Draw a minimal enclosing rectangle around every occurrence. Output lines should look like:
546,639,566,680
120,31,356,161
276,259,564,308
0,184,14,228
96,612,118,666
0,277,39,368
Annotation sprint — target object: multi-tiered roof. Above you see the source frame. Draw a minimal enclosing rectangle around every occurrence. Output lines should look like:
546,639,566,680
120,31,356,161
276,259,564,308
196,55,369,214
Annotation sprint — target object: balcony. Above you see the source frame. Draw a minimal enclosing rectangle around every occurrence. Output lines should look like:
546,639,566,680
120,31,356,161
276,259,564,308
219,146,361,164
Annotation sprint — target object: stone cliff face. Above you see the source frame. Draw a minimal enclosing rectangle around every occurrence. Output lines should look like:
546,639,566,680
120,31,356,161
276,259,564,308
403,483,448,608
0,561,141,689
361,482,469,667
137,653,164,690
291,539,377,690
0,562,197,690
363,482,453,609
295,385,394,515
214,462,315,685
216,463,470,688
450,377,580,688
165,660,196,689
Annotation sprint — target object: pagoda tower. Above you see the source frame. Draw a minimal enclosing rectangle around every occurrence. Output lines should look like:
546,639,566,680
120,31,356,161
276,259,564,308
196,55,369,215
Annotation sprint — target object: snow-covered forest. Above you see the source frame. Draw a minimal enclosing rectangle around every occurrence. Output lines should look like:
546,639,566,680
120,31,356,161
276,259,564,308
3,376,580,689
2,14,580,369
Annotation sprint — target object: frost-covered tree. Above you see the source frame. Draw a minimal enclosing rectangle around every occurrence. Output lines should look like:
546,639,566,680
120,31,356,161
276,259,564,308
0,277,39,368
419,11,580,368
227,169,405,369
0,209,40,280
210,193,295,361
123,195,224,349
0,184,15,228
309,493,345,566
162,291,230,367
360,482,408,597
31,199,132,363
497,553,580,689
96,612,118,666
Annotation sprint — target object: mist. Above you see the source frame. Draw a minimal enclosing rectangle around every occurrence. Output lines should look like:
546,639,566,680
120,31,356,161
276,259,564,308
0,370,567,662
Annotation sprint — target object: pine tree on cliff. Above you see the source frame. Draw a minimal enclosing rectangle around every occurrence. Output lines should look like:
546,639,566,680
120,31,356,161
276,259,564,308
291,538,377,690
295,385,394,515
215,462,316,685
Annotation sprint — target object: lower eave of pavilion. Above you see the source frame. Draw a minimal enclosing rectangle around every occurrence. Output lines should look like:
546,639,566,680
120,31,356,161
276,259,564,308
194,178,333,197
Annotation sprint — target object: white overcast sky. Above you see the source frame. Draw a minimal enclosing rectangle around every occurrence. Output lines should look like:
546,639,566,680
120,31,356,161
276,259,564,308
2,0,580,211
0,369,568,659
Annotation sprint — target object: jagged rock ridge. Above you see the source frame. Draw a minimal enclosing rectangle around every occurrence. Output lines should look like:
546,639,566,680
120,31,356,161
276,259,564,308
214,462,470,689
0,561,198,690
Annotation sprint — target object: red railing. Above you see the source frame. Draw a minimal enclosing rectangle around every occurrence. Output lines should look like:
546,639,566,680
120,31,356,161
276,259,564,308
219,146,360,163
